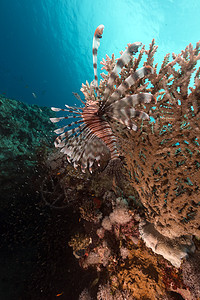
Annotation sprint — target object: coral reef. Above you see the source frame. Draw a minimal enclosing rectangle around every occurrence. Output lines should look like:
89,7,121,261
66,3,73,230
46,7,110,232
0,95,56,203
42,148,198,299
52,26,199,240
34,24,200,299
63,37,200,299
67,193,194,299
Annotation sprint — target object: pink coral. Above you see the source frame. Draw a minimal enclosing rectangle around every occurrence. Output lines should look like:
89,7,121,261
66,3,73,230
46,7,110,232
109,207,132,225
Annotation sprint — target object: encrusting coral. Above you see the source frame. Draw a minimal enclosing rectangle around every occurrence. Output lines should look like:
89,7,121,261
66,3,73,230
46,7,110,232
68,233,92,259
139,221,195,268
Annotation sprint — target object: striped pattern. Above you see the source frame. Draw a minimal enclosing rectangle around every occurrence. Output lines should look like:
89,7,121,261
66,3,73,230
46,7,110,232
92,24,104,92
50,24,156,174
82,101,119,160
105,66,154,106
60,129,108,172
103,42,142,101
106,93,156,131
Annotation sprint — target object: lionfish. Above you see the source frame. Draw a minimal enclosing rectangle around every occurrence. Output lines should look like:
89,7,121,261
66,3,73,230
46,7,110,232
50,25,156,174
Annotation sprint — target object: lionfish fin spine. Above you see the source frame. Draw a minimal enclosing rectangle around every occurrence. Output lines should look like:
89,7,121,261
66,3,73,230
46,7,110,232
50,116,82,123
51,107,63,112
103,42,142,102
65,104,83,112
54,123,85,147
107,93,155,131
50,117,65,123
72,92,86,105
92,24,104,92
54,117,82,134
106,66,154,106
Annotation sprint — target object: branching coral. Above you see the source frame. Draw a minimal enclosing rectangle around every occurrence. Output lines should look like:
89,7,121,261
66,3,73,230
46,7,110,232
111,40,200,239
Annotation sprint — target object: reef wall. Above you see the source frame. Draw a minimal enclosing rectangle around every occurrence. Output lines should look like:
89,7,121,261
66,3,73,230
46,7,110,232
0,96,56,204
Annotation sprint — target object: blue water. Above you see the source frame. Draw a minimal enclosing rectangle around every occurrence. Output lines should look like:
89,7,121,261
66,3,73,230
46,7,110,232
0,0,200,108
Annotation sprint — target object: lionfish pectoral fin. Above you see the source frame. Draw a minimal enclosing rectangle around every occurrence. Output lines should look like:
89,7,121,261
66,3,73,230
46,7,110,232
129,109,150,120
126,122,138,131
73,161,79,168
81,165,86,173
103,157,124,183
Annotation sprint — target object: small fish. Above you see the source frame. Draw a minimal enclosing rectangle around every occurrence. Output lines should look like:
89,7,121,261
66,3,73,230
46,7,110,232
56,292,64,297
32,92,37,98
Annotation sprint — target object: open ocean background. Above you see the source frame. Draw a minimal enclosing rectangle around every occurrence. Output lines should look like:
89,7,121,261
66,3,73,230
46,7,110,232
0,0,200,108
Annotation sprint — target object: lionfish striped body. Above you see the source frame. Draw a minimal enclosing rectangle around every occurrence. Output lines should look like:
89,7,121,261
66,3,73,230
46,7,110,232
50,25,156,174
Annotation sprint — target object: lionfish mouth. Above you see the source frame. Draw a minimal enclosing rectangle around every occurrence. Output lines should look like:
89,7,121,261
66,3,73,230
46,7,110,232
50,24,156,174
